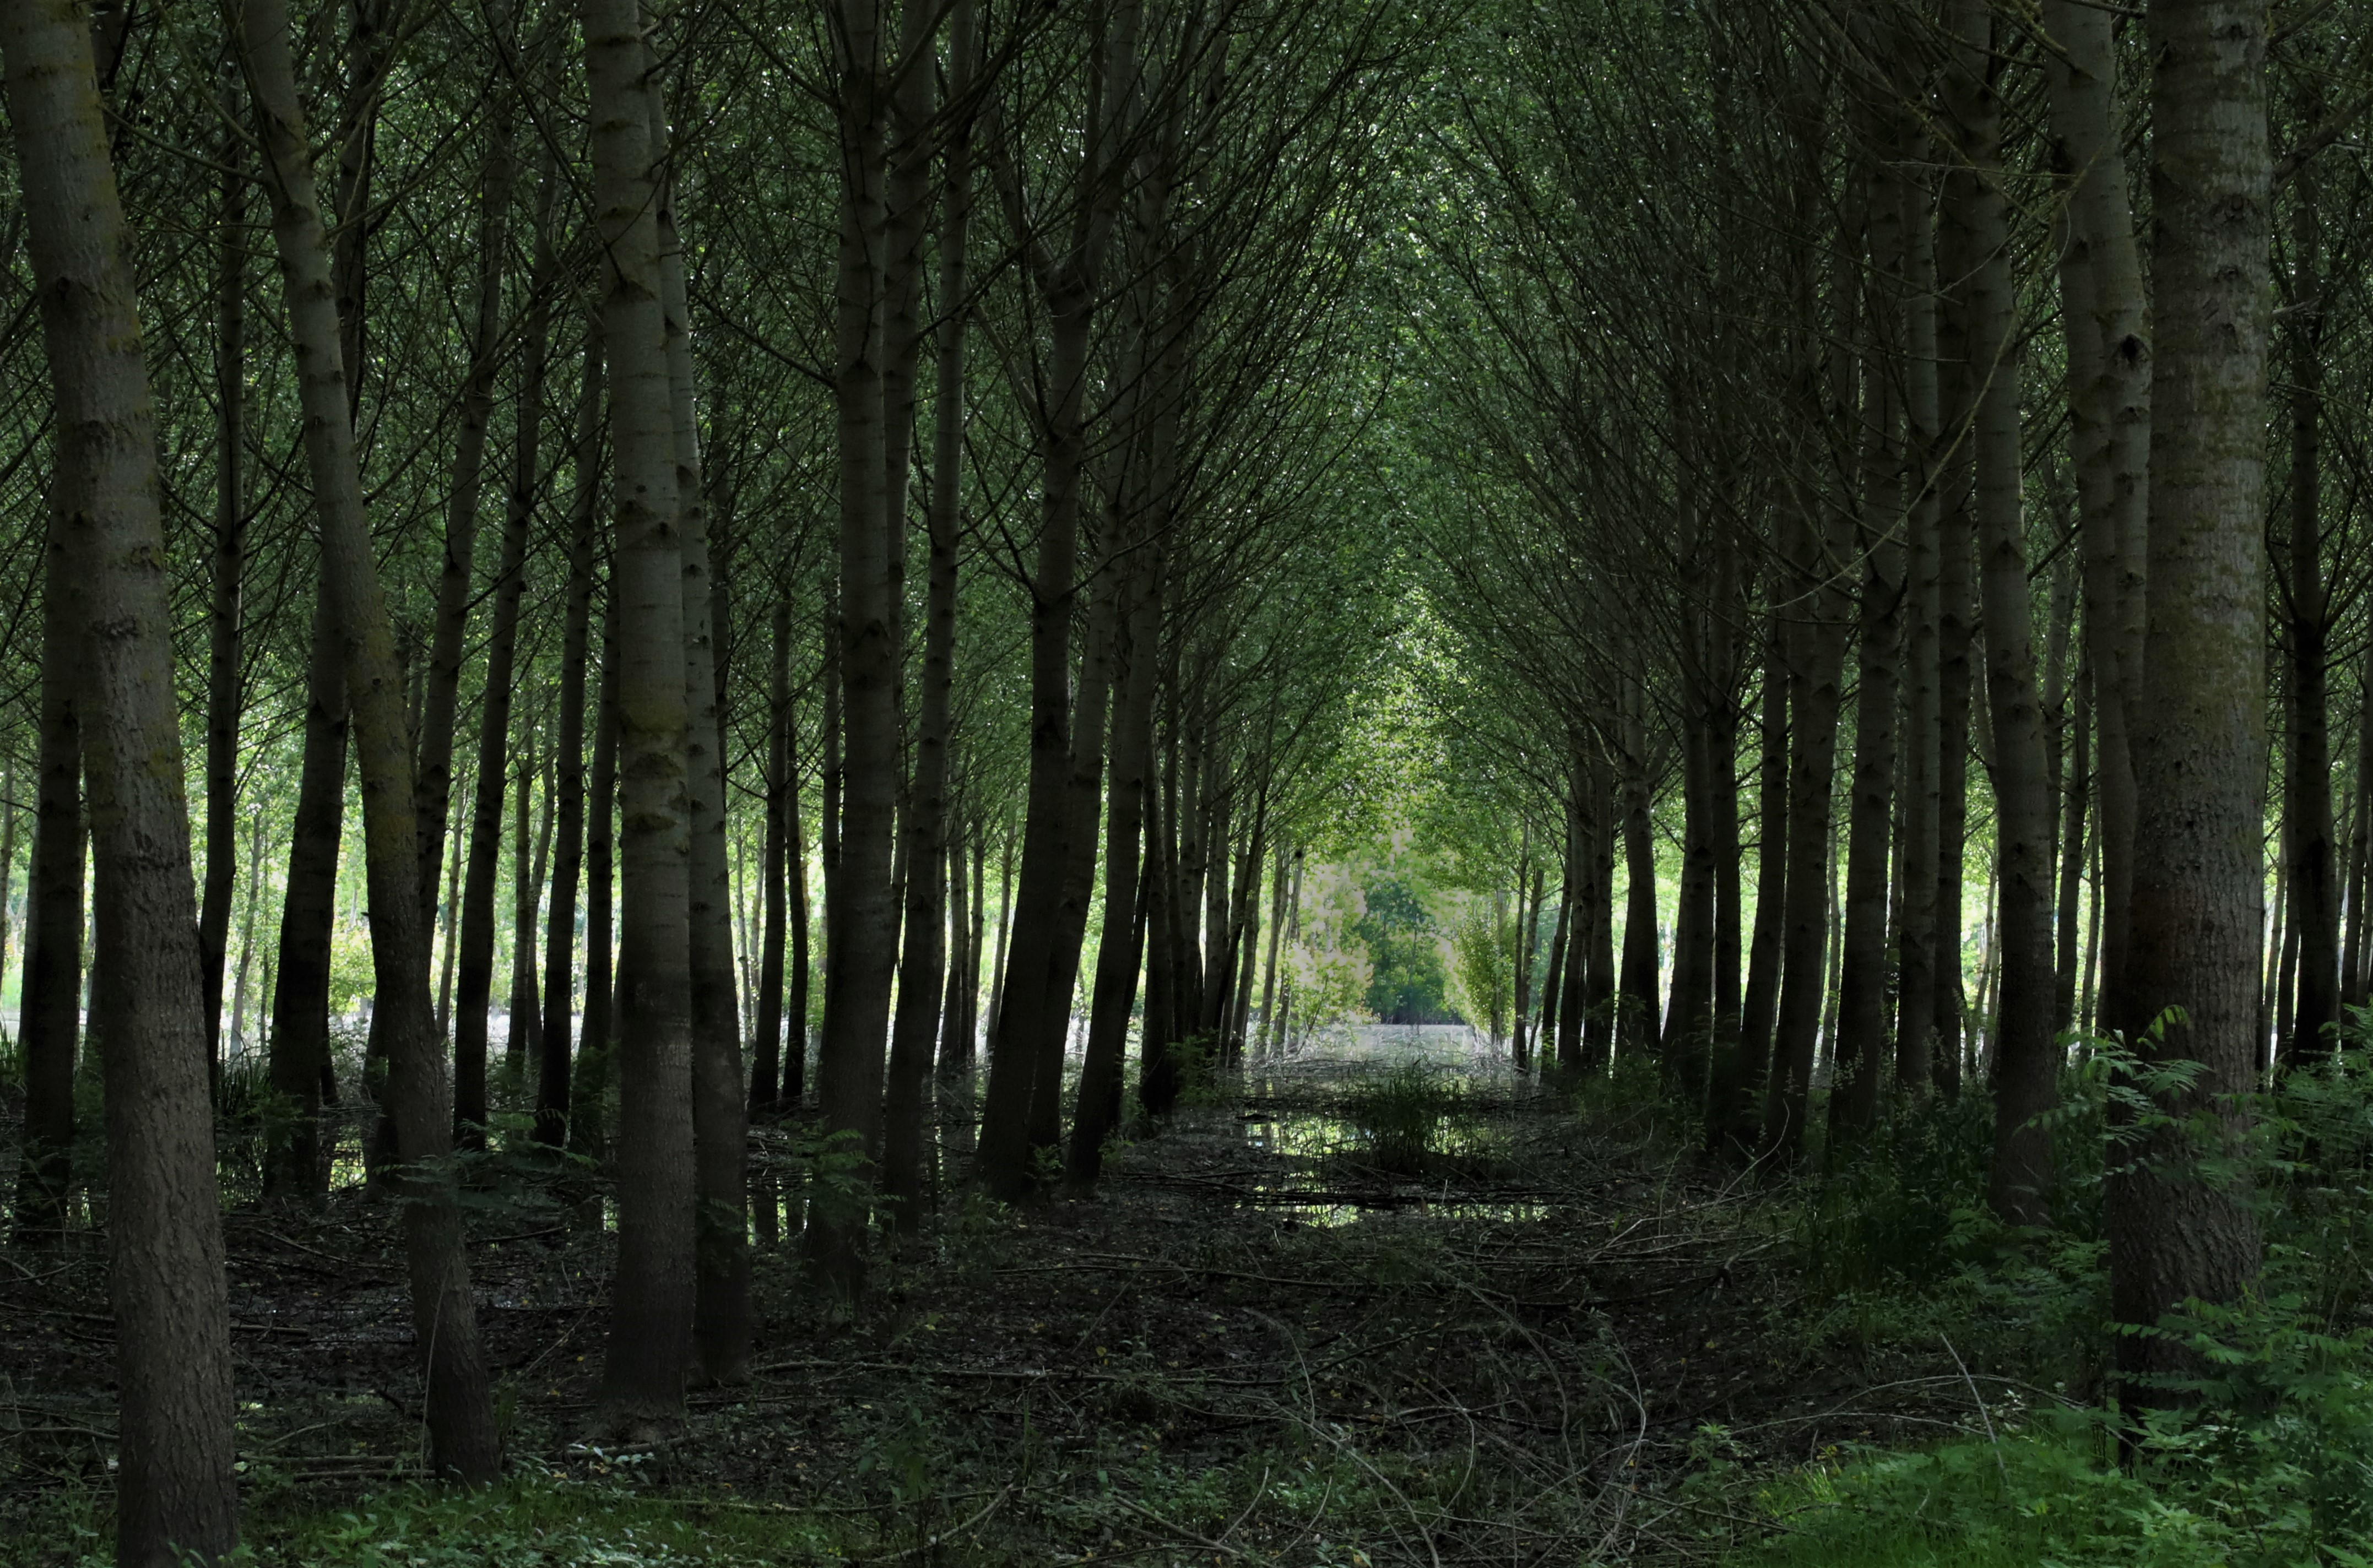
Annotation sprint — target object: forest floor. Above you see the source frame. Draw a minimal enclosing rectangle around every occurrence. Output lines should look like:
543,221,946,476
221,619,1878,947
0,1056,2037,1566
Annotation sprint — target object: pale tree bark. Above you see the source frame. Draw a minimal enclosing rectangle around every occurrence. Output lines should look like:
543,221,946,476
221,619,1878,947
239,0,502,1479
2111,0,2269,1396
3,9,243,1554
583,0,697,1420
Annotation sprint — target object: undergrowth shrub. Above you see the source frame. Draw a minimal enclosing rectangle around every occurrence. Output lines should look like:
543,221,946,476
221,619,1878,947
1342,1059,1461,1174
1567,1050,1678,1139
1755,1028,2373,1566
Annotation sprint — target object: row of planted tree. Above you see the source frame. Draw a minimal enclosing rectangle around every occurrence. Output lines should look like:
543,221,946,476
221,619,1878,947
1405,0,2343,1487
0,0,1416,1559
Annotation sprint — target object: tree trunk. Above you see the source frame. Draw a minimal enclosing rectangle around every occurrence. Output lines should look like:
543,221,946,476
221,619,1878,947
1027,564,1123,1153
3,8,243,1551
939,813,975,1072
987,823,1012,1045
1833,147,1905,1138
450,332,538,1140
1764,489,1855,1153
2044,0,2150,1049
1537,853,1568,1066
1709,673,1743,1093
573,595,621,1161
2110,0,2270,1398
538,327,603,1149
1718,628,1785,1153
242,0,503,1479
1616,724,1659,1057
1946,0,2058,1222
329,0,388,424
12,471,85,1239
2055,662,2092,1034
976,24,1132,1192
508,734,541,1071
752,602,793,1116
884,3,974,1217
1665,710,1716,1091
1141,763,1182,1117
0,755,17,1030
436,800,462,1040
266,604,346,1200
2348,649,2373,1006
785,705,811,1102
1259,839,1292,1057
230,811,264,1059
814,0,900,1277
1895,142,1944,1097
583,0,696,1421
413,2,517,927
2282,161,2338,1064
1069,554,1160,1189
641,86,748,1380
1583,787,1616,1070
1511,833,1534,1070
1570,760,1603,1071
201,73,247,1089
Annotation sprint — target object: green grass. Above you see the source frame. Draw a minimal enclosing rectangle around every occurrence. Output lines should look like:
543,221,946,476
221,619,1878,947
1730,1414,2372,1568
8,1475,859,1568
1341,1060,1462,1174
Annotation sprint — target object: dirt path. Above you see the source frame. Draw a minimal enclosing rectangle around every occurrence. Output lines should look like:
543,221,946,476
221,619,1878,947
0,1062,2006,1563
